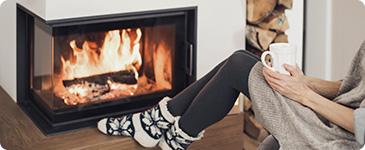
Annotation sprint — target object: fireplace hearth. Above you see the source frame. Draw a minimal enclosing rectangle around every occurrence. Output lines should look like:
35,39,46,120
16,4,197,135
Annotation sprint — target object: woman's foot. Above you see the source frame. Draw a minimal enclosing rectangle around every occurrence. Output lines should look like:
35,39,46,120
97,114,134,136
159,117,205,150
97,97,175,148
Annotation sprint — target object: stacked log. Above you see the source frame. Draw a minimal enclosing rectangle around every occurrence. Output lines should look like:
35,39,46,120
246,0,292,53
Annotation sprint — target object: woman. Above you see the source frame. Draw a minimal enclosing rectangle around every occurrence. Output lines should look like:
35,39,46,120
97,42,365,150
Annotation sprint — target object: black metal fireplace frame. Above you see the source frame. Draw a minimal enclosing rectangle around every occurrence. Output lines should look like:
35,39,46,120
16,4,197,135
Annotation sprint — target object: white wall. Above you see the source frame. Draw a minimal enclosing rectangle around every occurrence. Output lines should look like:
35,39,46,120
196,0,245,77
44,0,197,20
305,0,332,79
0,0,48,102
0,0,17,101
0,0,246,102
286,0,304,68
44,0,246,78
331,0,365,80
305,0,365,80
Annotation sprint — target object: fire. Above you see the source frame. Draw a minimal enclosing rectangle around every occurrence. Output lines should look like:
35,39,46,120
53,27,173,106
154,41,172,88
61,29,142,80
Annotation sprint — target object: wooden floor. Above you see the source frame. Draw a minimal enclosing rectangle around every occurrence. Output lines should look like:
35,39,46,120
0,87,244,150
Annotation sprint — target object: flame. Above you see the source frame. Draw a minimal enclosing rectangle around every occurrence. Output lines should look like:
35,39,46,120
61,29,142,80
153,42,172,89
53,27,173,106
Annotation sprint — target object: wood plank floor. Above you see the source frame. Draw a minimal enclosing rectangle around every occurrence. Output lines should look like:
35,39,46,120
0,87,243,150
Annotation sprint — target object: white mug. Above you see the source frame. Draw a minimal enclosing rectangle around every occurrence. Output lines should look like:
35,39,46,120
261,43,296,75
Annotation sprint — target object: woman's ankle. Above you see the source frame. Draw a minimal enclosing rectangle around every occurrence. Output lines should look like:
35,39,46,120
178,116,203,137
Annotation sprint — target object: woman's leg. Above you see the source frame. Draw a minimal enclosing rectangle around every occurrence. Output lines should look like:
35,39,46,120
167,58,227,116
175,51,259,136
167,50,258,116
98,50,258,149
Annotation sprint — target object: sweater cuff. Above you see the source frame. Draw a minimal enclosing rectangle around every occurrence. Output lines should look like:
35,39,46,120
354,108,365,145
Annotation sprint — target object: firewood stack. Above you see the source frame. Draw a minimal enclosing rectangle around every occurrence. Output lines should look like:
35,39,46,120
246,0,292,55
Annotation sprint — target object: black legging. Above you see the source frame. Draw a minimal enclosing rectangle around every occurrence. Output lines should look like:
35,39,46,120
167,50,259,136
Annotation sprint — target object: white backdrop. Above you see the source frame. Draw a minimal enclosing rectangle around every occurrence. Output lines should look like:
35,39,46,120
0,0,246,102
286,0,304,68
305,0,365,80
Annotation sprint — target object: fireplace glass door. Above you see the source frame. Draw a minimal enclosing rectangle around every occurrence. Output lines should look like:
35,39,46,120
31,15,183,111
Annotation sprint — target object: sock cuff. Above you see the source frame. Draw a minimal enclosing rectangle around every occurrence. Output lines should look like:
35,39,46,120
159,96,175,124
174,117,205,141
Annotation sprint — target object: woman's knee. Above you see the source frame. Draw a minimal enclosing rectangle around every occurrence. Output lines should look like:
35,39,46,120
233,50,246,54
233,50,259,60
226,52,246,68
226,51,258,68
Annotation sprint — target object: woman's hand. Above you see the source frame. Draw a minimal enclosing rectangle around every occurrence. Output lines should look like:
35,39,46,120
263,64,355,133
262,64,312,105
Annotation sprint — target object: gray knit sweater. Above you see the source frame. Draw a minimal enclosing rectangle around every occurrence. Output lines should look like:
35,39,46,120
333,41,365,146
247,41,365,149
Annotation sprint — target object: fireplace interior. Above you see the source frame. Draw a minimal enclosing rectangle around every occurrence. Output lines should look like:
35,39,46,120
16,5,197,134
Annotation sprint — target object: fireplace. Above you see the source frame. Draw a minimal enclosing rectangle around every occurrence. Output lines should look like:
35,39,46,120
16,5,197,135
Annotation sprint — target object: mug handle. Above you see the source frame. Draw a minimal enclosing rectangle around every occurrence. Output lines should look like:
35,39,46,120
261,51,276,71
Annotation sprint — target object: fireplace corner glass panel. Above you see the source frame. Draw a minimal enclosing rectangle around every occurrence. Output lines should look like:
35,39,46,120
31,18,179,111
31,19,57,110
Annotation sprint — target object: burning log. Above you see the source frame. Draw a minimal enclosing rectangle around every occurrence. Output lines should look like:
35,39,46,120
63,70,138,87
65,82,111,102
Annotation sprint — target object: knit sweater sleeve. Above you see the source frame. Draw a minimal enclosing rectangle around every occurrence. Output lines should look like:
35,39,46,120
354,108,365,145
353,42,365,146
337,41,365,146
355,100,365,145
